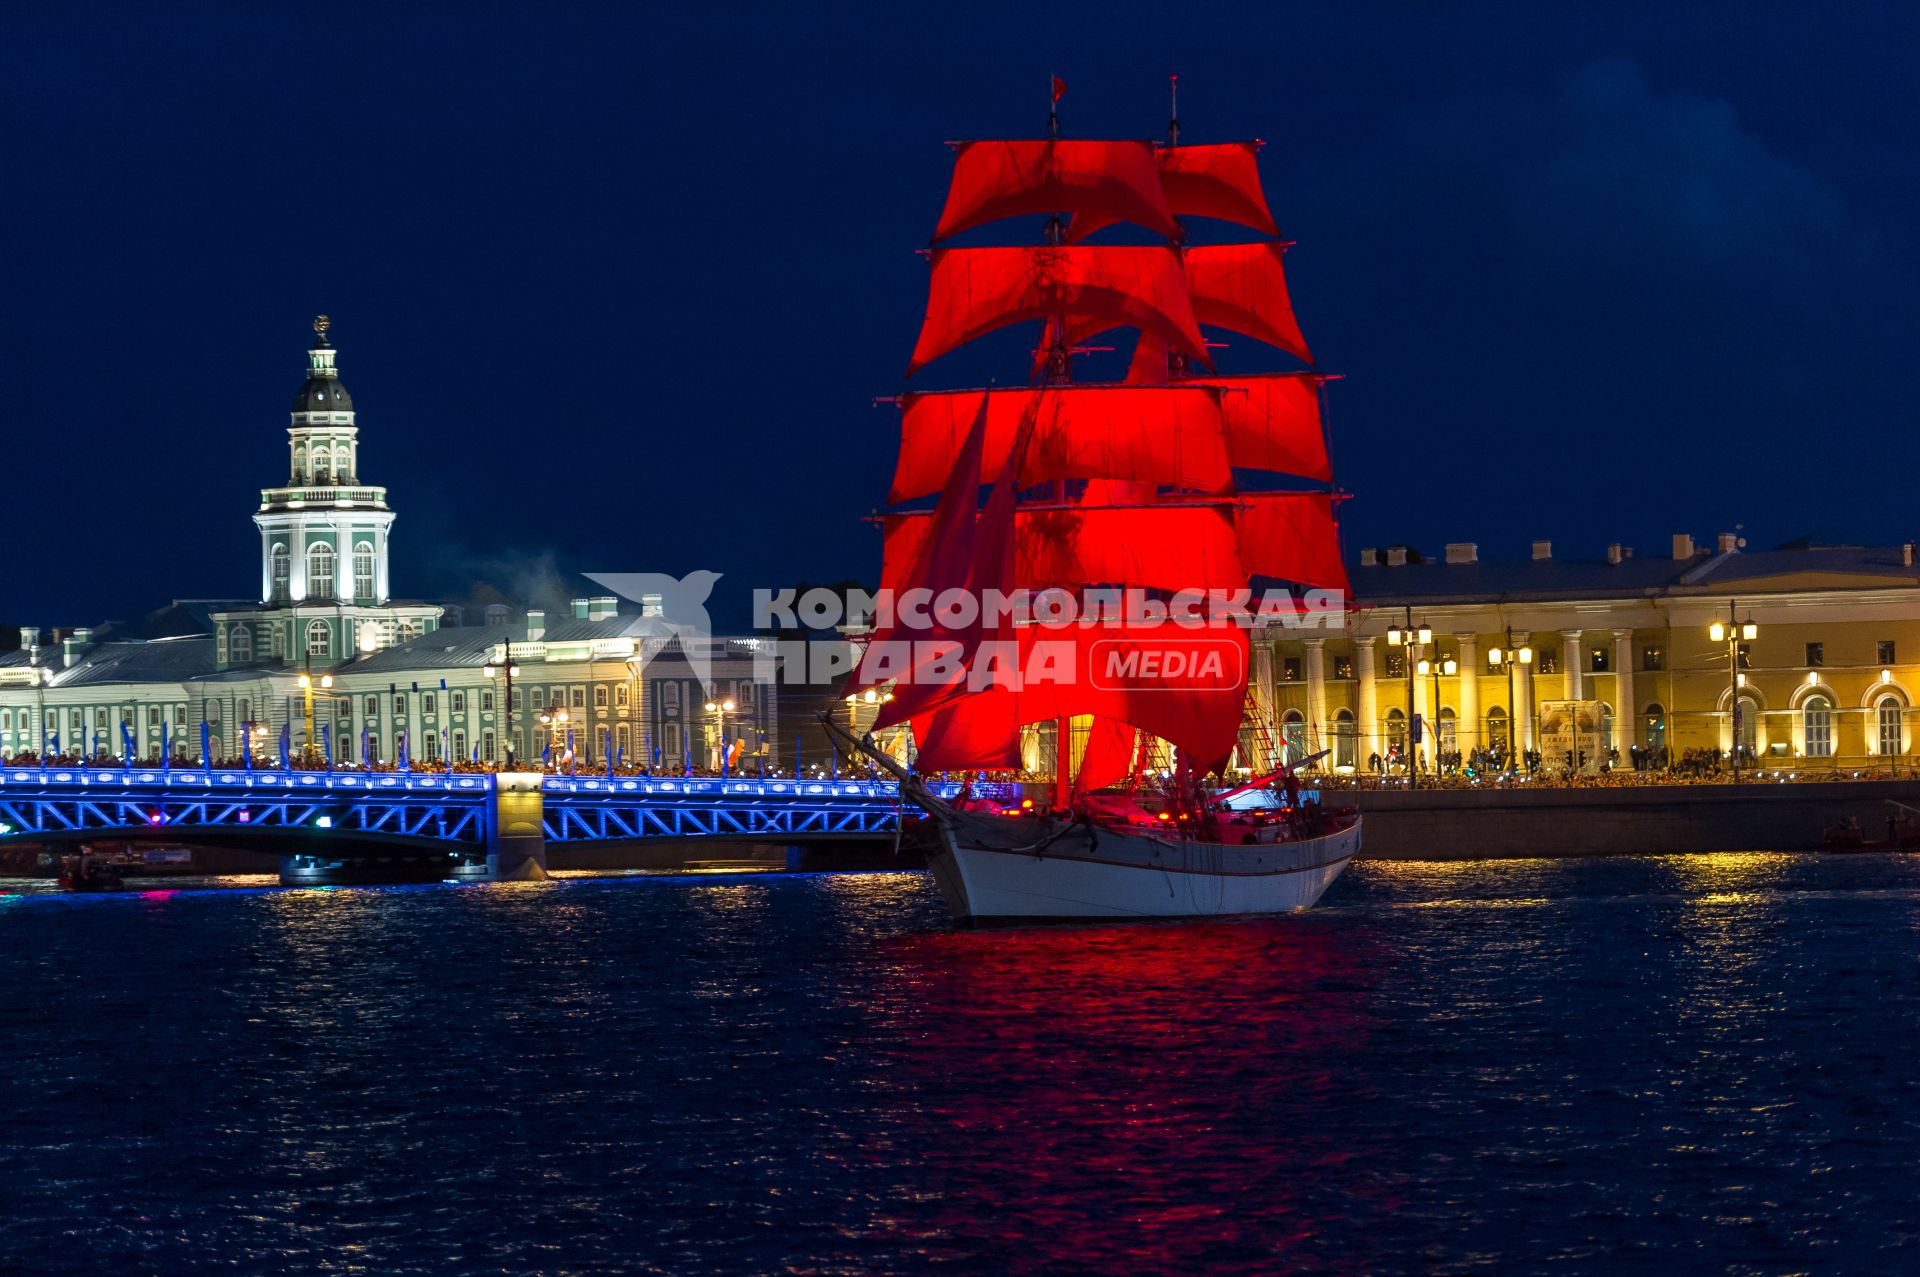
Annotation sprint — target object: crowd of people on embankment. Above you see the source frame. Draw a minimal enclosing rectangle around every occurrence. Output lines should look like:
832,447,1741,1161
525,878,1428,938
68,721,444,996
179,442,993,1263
1313,743,1920,791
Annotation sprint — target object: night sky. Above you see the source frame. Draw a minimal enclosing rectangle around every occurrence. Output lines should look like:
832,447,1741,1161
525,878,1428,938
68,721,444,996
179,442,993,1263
6,3,1918,629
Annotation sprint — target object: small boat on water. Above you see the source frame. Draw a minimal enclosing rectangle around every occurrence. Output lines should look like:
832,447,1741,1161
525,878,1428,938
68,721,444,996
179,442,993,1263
837,89,1360,921
58,853,125,893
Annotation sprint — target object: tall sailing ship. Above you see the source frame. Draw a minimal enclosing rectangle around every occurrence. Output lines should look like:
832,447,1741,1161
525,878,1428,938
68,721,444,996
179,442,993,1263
840,85,1360,921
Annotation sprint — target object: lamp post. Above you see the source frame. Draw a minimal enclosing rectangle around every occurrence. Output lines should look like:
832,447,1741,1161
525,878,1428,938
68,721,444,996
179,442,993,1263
1386,608,1433,788
296,656,334,762
704,695,736,774
1709,601,1758,783
537,707,571,767
1487,628,1534,776
481,644,522,769
1419,649,1459,773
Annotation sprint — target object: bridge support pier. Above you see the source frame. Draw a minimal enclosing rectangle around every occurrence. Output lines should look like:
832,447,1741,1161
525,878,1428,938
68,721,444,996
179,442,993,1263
482,772,549,882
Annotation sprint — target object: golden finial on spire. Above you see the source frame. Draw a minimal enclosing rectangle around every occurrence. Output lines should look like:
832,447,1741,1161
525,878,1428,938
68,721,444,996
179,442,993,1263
313,314,331,341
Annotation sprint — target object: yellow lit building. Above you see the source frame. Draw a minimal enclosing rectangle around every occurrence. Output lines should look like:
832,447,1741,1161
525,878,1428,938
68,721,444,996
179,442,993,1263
1258,533,1920,773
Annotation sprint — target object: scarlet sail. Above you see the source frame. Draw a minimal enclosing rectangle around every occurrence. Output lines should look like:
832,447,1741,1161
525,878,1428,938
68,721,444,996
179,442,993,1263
1066,142,1281,240
881,503,1247,597
906,246,1211,377
888,387,1231,502
866,117,1348,785
932,140,1179,242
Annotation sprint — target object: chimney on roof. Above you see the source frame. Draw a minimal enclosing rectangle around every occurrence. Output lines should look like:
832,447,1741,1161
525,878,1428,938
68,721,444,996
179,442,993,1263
1358,547,1378,567
1444,542,1478,565
1385,546,1408,567
1607,543,1623,565
1672,533,1695,561
1905,543,1915,568
588,595,618,621
640,593,664,617
1531,540,1552,561
1717,532,1739,554
571,598,591,620
525,609,545,642
20,626,39,652
484,603,509,626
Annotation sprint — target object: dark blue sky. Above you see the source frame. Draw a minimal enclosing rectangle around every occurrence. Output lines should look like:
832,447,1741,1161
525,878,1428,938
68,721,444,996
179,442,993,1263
6,2,1918,628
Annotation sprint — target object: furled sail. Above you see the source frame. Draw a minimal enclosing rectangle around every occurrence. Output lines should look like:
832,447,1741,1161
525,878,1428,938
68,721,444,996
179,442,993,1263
932,140,1179,242
906,246,1211,377
888,387,1231,502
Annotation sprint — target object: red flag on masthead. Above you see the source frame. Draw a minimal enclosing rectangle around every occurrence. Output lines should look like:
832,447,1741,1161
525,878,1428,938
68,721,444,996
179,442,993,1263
1051,76,1067,103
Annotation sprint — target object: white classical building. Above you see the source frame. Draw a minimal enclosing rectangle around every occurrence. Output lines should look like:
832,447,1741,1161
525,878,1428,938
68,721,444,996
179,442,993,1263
0,318,777,771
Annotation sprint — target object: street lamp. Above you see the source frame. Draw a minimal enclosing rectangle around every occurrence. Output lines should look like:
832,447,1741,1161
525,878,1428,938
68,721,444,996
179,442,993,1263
1709,602,1759,782
1487,629,1534,775
1418,650,1459,772
705,696,736,773
481,644,523,768
537,706,571,769
296,663,334,762
1385,609,1432,788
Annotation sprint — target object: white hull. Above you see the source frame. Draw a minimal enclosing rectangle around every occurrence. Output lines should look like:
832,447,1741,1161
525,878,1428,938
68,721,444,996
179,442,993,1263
925,813,1360,921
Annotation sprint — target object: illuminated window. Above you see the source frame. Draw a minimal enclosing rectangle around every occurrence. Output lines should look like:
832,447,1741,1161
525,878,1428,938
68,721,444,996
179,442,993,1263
1332,655,1353,679
1878,697,1904,757
1384,653,1406,679
307,543,336,598
1280,709,1306,763
1281,657,1303,682
1641,645,1663,672
1537,649,1558,675
1487,706,1509,754
353,542,375,600
1332,709,1356,769
1803,695,1833,757
306,620,329,657
1588,647,1609,673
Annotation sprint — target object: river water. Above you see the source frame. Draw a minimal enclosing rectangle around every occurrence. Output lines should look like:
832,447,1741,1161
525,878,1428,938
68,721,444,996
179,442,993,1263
1,854,1915,1274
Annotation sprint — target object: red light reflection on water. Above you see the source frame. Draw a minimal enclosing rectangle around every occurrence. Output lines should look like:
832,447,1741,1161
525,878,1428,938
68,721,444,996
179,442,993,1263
859,919,1397,1273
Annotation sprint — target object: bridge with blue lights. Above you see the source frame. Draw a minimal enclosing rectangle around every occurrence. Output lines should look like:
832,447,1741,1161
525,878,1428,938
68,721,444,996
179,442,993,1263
0,765,933,884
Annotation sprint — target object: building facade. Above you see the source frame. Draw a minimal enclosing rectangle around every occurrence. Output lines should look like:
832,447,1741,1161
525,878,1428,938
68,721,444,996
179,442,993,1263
1255,535,1920,773
0,319,778,771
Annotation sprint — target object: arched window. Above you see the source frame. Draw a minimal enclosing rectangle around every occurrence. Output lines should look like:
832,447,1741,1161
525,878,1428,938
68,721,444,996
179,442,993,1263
312,451,330,484
230,625,253,664
333,447,350,482
1735,694,1761,758
306,620,330,658
1332,709,1357,770
1437,706,1457,754
1486,706,1509,756
353,542,375,601
307,543,336,598
1878,696,1904,758
1644,703,1666,751
1803,695,1833,758
271,545,290,598
1280,708,1306,763
292,444,308,483
1385,708,1407,765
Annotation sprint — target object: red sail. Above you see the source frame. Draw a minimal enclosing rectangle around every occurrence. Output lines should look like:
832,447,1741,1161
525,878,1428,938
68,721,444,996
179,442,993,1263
1074,716,1138,792
1234,492,1348,593
932,140,1179,242
906,246,1211,378
1159,143,1281,236
1185,243,1312,364
1193,374,1329,480
882,504,1246,596
895,622,1250,772
889,387,1231,502
1066,142,1280,241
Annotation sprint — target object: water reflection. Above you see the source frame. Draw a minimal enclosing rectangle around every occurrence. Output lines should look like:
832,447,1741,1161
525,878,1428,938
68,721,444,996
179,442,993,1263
857,919,1390,1273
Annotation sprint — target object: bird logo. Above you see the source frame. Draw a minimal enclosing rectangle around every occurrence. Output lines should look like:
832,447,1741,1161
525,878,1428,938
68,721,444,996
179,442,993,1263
585,570,724,686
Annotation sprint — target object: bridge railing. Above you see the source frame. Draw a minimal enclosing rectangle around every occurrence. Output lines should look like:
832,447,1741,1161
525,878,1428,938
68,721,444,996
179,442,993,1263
0,766,494,795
